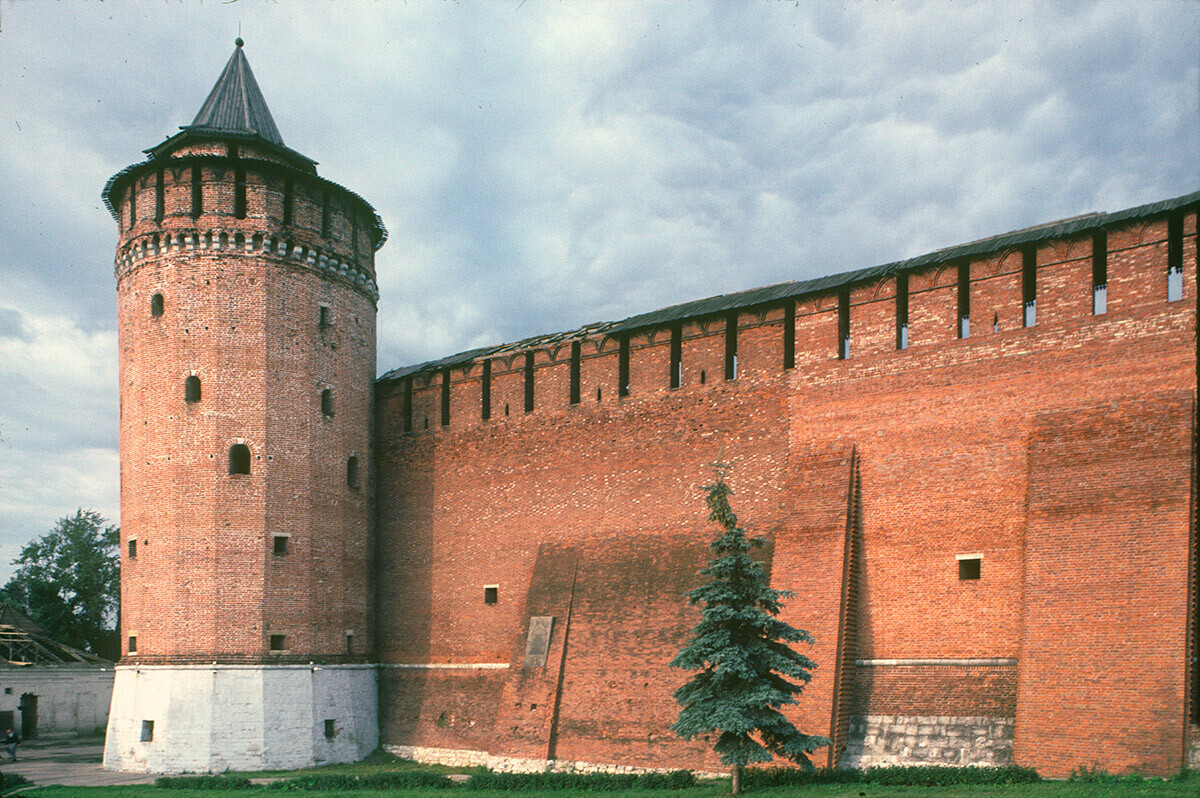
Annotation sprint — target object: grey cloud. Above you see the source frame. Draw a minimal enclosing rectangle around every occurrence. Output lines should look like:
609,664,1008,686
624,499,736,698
0,309,30,342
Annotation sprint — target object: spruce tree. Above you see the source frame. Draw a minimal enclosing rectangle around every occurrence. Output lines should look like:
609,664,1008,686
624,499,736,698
671,464,829,794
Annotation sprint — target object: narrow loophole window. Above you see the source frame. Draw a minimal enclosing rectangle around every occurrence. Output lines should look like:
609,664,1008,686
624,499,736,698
191,165,202,218
283,179,294,226
269,634,287,652
896,273,909,350
837,289,850,360
481,359,492,420
957,263,970,339
140,720,153,742
484,586,498,605
524,352,535,413
319,305,331,329
669,323,682,389
185,375,201,403
724,312,738,380
321,389,334,417
128,539,137,559
229,444,251,475
151,293,164,317
347,456,360,489
1092,230,1108,315
441,369,451,427
128,635,138,654
1022,247,1037,327
618,336,630,396
784,301,797,368
234,169,247,219
155,170,165,223
1168,212,1184,302
569,341,581,405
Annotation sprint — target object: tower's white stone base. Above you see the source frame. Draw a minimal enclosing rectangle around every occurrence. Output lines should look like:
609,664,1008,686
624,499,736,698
103,664,378,773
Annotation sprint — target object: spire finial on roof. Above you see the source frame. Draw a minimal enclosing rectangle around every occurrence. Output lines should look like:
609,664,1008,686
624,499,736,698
186,40,284,146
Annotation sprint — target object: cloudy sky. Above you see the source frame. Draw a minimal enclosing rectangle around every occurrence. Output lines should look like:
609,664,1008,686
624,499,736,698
0,0,1197,581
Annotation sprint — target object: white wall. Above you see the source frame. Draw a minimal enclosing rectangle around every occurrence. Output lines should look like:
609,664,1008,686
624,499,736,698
0,667,114,736
103,664,378,772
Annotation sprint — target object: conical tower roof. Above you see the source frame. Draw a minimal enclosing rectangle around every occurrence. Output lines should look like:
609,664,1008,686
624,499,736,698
185,38,284,146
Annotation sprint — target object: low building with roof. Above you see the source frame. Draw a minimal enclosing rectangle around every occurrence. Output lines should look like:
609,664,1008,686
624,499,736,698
0,603,113,740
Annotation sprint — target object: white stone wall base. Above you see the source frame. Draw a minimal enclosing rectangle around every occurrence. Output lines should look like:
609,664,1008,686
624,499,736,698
840,715,1014,769
103,664,378,773
383,744,724,778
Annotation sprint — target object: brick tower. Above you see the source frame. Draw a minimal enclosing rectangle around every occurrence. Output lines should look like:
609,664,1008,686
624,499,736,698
101,40,386,772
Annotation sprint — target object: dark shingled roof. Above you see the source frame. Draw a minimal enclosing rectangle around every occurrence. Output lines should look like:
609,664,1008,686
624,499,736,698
187,39,284,146
379,189,1200,382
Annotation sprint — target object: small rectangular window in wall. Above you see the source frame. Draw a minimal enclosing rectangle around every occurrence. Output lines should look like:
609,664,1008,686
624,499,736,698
324,719,336,739
128,539,137,559
481,359,492,420
725,312,738,380
957,262,971,339
569,342,581,405
896,274,909,350
128,184,137,231
273,535,289,556
128,634,138,654
440,369,451,427
524,352,535,413
269,634,287,652
1022,247,1037,327
837,290,850,360
140,720,154,742
234,169,247,219
319,305,331,329
669,323,683,388
402,377,413,433
484,585,498,605
191,165,203,218
155,170,165,223
1168,212,1184,302
957,554,982,580
1092,230,1108,315
618,336,630,397
783,301,796,369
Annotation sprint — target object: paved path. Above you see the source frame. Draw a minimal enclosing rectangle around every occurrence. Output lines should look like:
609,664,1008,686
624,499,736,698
0,740,158,788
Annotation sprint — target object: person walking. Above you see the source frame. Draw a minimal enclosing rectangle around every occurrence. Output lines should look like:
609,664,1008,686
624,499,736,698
4,728,19,762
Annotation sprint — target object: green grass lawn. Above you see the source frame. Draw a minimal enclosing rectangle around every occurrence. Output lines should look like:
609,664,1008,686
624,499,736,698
19,779,1200,798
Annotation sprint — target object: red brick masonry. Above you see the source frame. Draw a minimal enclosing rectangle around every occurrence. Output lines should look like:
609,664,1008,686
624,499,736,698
376,202,1199,777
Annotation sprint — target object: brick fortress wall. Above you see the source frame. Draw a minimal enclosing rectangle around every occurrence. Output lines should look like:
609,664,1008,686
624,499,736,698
115,141,379,663
375,202,1198,777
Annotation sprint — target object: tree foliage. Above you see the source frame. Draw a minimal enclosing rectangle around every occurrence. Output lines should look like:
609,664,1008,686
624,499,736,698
671,464,829,793
0,509,120,659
